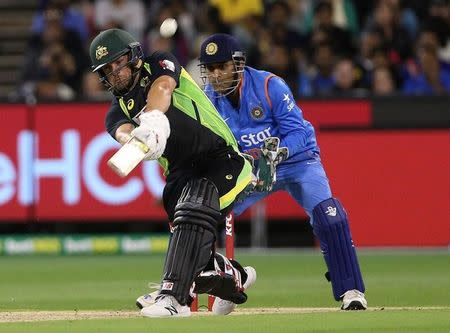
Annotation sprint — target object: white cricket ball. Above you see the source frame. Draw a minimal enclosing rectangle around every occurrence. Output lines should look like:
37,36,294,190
159,18,178,38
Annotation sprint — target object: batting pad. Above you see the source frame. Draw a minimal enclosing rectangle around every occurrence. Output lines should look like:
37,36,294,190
312,197,365,301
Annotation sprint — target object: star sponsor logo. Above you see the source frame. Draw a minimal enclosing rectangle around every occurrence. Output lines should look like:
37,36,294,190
159,59,175,72
283,92,295,112
240,127,272,147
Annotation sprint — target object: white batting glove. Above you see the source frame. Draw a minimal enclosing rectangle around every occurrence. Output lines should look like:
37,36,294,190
131,110,170,160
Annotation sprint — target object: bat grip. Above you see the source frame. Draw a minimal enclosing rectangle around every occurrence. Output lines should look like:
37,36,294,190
128,136,150,154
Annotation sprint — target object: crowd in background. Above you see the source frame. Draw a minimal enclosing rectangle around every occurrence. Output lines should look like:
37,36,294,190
16,0,450,101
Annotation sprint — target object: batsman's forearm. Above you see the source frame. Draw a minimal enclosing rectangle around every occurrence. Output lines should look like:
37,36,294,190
115,123,135,145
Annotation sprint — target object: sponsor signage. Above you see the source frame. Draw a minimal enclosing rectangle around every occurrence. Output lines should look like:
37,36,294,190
1,103,449,246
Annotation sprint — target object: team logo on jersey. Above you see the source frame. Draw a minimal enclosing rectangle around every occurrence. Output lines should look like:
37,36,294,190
95,46,108,60
127,99,134,110
159,59,175,72
250,106,264,120
205,42,218,55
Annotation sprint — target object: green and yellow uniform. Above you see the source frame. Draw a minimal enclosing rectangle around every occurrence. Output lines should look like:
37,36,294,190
105,51,251,217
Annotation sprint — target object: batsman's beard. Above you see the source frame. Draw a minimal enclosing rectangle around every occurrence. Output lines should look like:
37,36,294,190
105,66,141,96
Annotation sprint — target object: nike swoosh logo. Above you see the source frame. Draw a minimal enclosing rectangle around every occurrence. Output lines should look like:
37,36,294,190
306,161,318,165
223,117,230,122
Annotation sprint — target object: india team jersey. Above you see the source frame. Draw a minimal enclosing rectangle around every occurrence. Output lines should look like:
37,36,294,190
206,67,320,165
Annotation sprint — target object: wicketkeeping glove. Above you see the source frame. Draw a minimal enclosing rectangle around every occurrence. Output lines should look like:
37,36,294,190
236,153,258,203
255,137,288,192
131,110,171,160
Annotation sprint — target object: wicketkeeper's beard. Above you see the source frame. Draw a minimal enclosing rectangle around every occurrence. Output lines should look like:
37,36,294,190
211,72,241,97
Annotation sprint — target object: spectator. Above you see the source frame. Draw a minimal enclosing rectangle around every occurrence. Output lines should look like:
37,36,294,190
184,35,206,86
265,1,306,47
372,66,396,95
355,29,385,88
94,0,145,40
196,4,231,35
365,0,413,64
306,0,355,56
422,2,450,64
332,57,366,95
19,9,88,101
32,0,89,43
259,43,299,96
370,46,402,88
17,0,450,99
303,0,359,36
208,0,263,24
264,1,308,71
144,4,190,66
395,0,419,40
402,44,450,94
308,42,336,95
231,14,265,67
81,72,110,101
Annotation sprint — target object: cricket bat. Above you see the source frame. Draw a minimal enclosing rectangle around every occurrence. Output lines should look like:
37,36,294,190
107,136,149,177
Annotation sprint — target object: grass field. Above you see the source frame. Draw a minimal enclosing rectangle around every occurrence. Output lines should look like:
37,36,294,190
0,249,449,332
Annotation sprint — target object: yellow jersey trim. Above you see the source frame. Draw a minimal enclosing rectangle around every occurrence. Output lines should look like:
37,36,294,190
219,158,252,209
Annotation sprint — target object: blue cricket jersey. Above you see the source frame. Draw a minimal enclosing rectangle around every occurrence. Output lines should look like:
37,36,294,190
206,66,320,166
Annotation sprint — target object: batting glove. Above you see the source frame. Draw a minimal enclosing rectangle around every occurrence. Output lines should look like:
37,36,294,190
131,110,170,160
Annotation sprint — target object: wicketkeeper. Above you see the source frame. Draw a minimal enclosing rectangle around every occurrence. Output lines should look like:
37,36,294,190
199,33,368,312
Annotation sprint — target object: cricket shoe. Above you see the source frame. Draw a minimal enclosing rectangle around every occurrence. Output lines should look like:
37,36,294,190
341,289,367,310
136,283,160,309
212,266,257,315
141,294,191,318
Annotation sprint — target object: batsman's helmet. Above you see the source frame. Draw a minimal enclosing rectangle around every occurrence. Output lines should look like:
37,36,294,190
198,33,246,96
89,28,144,95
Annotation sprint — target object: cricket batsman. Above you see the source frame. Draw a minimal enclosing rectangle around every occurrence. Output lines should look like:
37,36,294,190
89,28,256,318
198,33,368,312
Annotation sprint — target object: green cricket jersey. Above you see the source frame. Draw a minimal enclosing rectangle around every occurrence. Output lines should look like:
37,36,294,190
105,51,241,177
